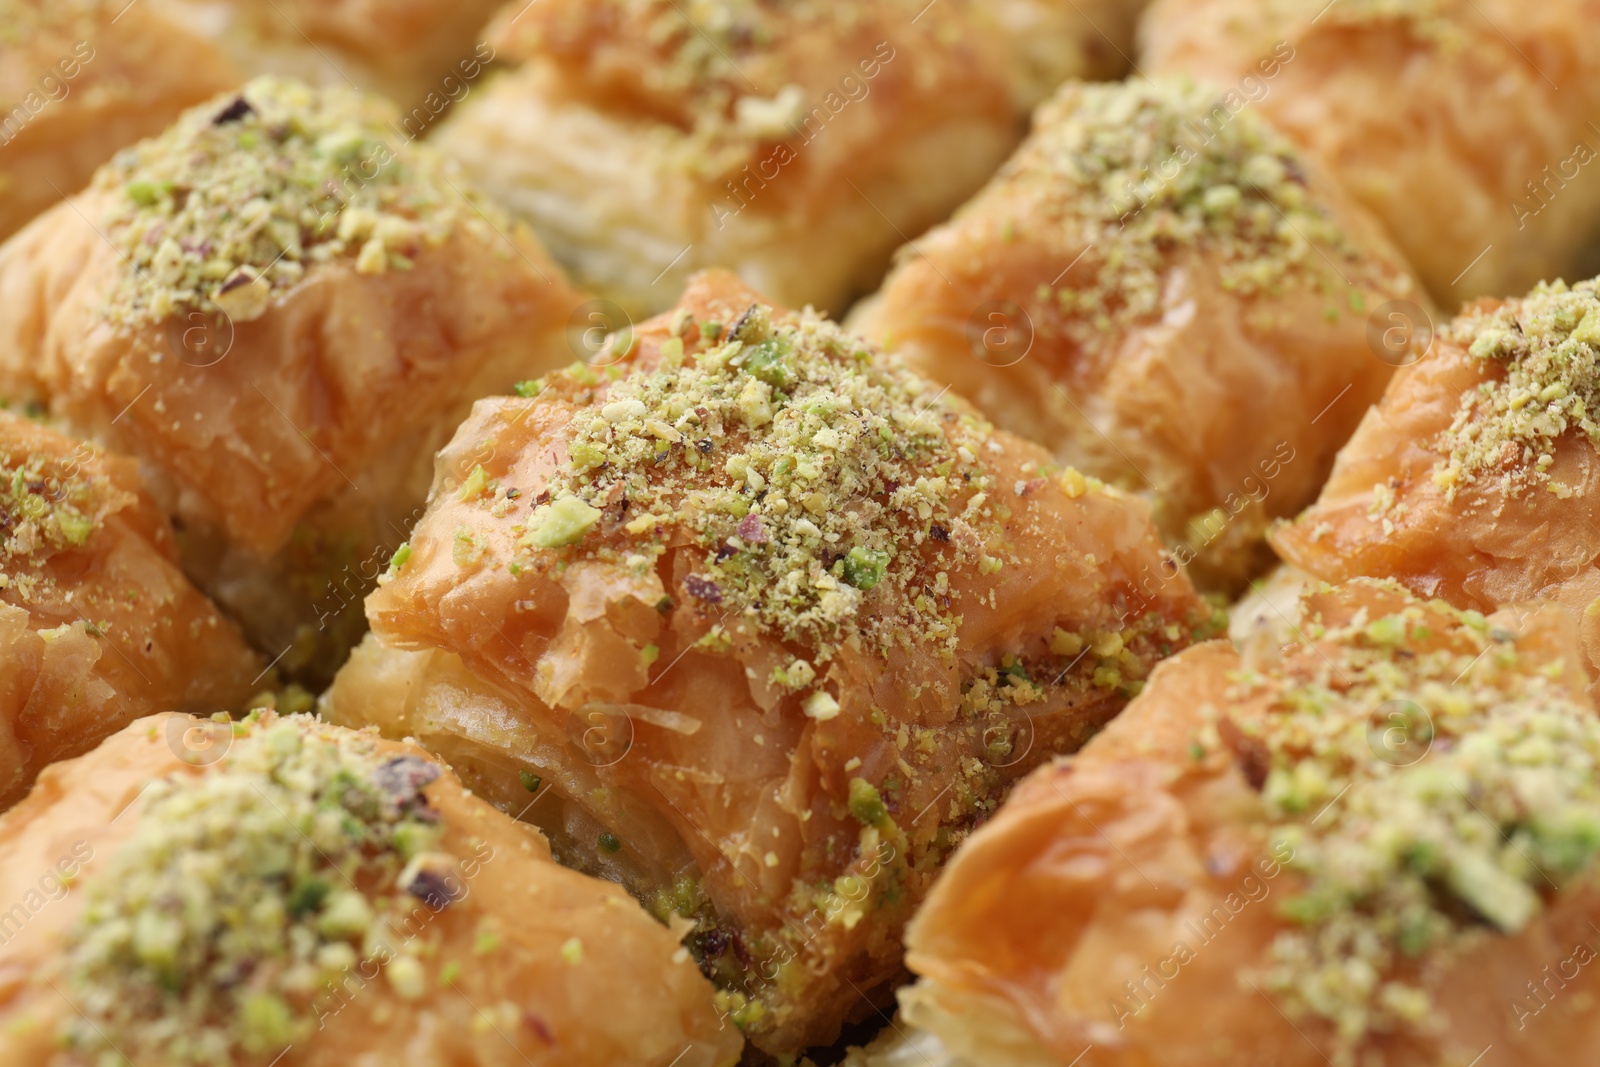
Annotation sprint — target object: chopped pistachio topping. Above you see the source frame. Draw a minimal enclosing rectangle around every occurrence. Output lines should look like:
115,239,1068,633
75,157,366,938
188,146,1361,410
0,442,103,561
514,303,1000,657
1014,79,1362,347
847,777,889,827
62,714,449,1064
95,76,495,324
634,0,822,96
524,496,602,549
1434,279,1600,500
1225,589,1600,1050
588,1,912,142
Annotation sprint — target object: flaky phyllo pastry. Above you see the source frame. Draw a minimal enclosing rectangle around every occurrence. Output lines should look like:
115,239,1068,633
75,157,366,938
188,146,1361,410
1139,0,1600,308
0,77,583,682
0,412,258,811
433,0,1035,318
323,271,1216,1056
0,711,741,1066
1274,278,1600,703
902,580,1600,1067
854,78,1425,593
143,0,509,110
0,0,238,242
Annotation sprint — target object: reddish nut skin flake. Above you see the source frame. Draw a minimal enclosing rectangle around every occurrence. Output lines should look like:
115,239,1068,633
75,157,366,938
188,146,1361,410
327,270,1214,1057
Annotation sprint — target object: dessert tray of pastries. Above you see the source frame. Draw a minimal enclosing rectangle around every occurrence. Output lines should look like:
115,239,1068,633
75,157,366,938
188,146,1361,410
2,0,1600,1065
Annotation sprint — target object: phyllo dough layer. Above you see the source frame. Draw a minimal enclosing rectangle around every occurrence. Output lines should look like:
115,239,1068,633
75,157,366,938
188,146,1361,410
146,0,508,109
433,0,1029,317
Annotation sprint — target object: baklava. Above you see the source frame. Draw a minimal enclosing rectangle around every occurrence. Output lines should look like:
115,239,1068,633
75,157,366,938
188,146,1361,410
0,710,741,1066
904,580,1600,1066
1139,0,1600,307
0,411,257,811
0,0,238,241
853,78,1425,592
323,270,1215,1056
432,0,1031,318
0,76,582,682
146,0,508,113
1273,277,1600,701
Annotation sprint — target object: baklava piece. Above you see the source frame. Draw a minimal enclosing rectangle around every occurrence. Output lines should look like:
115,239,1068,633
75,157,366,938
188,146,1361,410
904,580,1600,1066
323,271,1215,1056
0,76,583,682
987,0,1153,109
0,0,237,241
1139,0,1600,306
0,710,741,1066
1274,277,1600,702
853,79,1425,592
432,0,1028,317
147,0,508,111
0,412,258,811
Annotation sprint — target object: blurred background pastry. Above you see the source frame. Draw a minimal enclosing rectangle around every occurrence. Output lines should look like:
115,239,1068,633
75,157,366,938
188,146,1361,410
902,580,1600,1066
1139,0,1600,308
988,0,1152,110
0,0,238,242
0,412,258,811
432,0,1152,319
0,77,584,683
433,0,1012,318
147,0,507,112
0,710,742,1066
853,78,1426,593
323,270,1216,1057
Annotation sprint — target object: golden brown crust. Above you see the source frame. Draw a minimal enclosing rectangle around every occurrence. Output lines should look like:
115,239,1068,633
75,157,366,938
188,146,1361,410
489,0,1014,131
0,78,585,679
905,581,1600,1067
0,711,742,1066
326,269,1215,1056
0,0,239,241
853,78,1426,593
436,0,1023,316
0,412,258,811
1139,0,1600,307
1272,277,1600,702
988,0,1149,107
146,0,507,107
